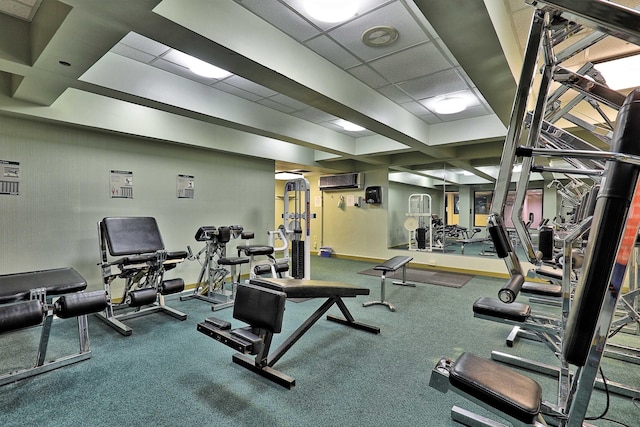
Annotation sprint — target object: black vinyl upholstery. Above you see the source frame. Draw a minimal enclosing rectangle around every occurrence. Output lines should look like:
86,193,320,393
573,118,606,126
233,283,286,333
473,297,531,322
450,352,542,424
102,217,164,256
250,278,370,299
0,268,87,304
373,256,412,272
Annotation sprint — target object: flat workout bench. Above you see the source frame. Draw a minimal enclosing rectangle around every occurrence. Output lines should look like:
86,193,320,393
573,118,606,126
197,277,380,388
363,255,413,312
0,268,107,386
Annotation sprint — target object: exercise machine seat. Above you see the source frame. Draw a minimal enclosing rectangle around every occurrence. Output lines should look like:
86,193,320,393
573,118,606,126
450,352,542,424
472,297,531,322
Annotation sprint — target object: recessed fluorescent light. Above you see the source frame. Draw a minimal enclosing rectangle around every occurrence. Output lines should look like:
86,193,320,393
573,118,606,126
275,172,303,180
434,97,466,115
512,164,522,173
340,120,365,131
186,56,231,79
304,0,359,23
594,54,640,90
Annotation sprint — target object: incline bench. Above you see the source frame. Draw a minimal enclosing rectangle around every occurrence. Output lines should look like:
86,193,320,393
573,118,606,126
197,277,380,388
0,268,107,386
363,255,413,312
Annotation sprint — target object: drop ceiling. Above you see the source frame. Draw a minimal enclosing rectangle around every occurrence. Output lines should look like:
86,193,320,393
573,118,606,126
0,0,638,187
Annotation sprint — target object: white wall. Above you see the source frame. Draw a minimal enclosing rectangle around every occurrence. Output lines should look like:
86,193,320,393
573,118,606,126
0,115,275,289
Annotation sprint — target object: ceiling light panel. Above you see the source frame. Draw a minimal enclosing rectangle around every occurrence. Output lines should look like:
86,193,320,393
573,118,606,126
325,2,430,62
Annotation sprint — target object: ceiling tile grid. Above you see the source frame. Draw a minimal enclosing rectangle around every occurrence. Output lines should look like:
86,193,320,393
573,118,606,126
232,0,494,124
108,0,499,138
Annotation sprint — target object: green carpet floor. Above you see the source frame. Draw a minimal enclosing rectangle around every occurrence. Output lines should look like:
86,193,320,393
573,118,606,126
1,256,638,426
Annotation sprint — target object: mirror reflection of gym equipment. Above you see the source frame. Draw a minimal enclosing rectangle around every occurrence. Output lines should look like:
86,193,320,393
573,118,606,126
404,193,435,251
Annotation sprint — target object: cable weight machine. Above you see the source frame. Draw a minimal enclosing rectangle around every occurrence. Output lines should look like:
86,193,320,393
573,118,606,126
281,178,313,279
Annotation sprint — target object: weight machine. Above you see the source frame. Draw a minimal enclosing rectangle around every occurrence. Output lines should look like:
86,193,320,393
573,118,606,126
404,194,434,251
181,225,249,311
280,178,313,280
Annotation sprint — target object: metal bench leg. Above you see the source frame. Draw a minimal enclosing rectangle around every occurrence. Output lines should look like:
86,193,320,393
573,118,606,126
363,273,395,311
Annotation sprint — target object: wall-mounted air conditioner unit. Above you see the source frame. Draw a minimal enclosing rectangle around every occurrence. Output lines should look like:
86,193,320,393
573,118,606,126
318,173,363,191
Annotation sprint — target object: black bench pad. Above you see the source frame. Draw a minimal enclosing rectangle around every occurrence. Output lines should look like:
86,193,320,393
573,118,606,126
0,268,87,304
450,352,542,424
250,278,370,299
374,256,413,272
473,297,531,322
102,217,164,256
522,281,562,297
238,245,274,256
535,266,562,281
218,257,250,266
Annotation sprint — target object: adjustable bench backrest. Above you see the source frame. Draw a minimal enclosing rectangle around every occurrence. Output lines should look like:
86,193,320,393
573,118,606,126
233,283,286,334
101,217,165,256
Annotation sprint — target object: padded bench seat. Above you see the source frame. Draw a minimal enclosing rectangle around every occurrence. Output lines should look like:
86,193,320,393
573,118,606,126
473,297,531,322
522,281,562,297
374,255,412,273
0,267,107,386
0,268,87,304
450,352,542,424
250,277,369,299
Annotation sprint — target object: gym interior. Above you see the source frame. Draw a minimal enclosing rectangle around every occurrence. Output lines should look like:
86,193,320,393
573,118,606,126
0,1,639,426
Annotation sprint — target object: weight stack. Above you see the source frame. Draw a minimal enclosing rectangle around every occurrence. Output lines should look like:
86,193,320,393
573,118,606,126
416,228,426,249
538,226,554,261
291,239,305,279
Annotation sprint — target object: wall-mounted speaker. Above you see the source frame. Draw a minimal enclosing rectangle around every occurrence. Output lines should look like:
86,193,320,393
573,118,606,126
365,186,382,204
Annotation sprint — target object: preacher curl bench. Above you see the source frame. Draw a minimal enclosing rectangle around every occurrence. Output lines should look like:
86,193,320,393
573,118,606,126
197,278,380,388
97,217,188,335
0,268,107,386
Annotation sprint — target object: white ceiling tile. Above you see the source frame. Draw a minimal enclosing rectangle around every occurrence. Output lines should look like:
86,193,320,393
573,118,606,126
368,42,453,83
119,33,170,57
326,1,431,62
111,44,156,64
234,0,321,42
397,68,469,99
347,64,389,88
268,94,310,111
212,82,263,102
305,35,361,69
291,107,338,123
400,100,431,115
378,84,413,103
223,75,279,98
257,98,297,113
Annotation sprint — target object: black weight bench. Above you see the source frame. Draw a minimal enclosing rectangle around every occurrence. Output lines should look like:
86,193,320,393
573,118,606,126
0,267,107,386
97,217,188,335
363,255,413,312
197,277,380,389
